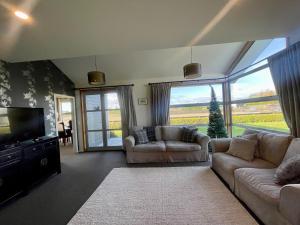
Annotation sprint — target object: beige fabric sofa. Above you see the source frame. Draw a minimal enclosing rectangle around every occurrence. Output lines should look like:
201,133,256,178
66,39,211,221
211,129,300,225
124,126,210,163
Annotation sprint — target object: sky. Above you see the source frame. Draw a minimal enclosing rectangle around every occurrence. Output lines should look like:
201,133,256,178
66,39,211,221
170,38,286,105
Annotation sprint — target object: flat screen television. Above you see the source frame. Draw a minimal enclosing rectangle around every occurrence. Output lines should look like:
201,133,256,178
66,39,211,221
0,107,45,145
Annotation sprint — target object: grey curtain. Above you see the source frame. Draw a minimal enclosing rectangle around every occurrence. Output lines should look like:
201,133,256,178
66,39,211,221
117,86,137,140
268,41,300,137
150,83,171,126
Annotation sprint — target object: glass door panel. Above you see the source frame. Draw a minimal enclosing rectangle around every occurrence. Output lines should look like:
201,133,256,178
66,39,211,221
106,110,121,129
84,93,104,149
83,91,123,150
107,130,122,146
85,95,101,110
104,93,123,147
86,111,103,130
88,131,103,147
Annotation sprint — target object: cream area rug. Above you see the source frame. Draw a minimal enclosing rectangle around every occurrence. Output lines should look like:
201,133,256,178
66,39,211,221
68,167,257,225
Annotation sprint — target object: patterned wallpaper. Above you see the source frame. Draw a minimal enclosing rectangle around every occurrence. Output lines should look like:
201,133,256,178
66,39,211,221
0,60,74,136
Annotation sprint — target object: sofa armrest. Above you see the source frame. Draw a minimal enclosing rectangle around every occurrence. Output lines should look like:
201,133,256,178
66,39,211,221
279,184,300,225
195,133,210,147
124,136,135,151
211,138,232,153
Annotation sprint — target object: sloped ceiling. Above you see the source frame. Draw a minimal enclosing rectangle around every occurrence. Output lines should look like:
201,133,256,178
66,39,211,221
1,0,300,62
53,42,245,87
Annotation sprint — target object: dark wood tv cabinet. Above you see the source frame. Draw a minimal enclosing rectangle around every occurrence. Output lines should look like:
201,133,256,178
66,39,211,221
0,136,61,205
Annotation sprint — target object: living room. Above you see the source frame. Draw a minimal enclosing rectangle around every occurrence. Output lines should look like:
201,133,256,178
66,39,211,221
0,1,300,225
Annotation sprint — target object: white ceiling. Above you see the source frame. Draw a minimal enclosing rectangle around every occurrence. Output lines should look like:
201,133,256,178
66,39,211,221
1,0,300,62
53,42,245,87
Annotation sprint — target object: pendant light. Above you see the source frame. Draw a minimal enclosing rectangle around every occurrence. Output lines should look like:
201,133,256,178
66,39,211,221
88,55,106,85
183,46,202,79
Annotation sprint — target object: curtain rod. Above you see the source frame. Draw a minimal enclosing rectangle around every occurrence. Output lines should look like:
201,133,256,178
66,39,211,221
148,77,225,86
75,84,134,90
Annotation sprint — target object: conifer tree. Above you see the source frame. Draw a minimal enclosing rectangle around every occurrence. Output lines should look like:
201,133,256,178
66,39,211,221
207,86,228,138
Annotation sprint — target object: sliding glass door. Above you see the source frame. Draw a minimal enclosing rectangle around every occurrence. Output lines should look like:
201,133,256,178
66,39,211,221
82,91,122,151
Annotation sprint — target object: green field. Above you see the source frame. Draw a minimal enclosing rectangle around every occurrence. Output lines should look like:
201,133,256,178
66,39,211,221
170,104,289,137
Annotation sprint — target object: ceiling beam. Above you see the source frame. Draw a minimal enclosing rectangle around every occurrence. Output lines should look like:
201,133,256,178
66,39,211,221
224,41,255,75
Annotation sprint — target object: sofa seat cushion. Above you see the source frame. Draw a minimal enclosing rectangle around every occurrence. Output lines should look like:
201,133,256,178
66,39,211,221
133,141,166,152
165,141,201,152
212,152,276,190
235,168,281,206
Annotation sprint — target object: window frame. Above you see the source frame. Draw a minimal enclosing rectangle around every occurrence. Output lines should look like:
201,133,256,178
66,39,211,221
228,64,288,136
168,62,290,137
169,82,225,130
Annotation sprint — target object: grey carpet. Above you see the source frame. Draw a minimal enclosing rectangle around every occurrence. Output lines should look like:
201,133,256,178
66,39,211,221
0,145,210,225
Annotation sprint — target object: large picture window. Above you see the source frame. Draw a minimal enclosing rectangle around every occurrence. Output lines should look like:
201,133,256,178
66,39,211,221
230,67,288,136
168,38,289,137
169,84,223,134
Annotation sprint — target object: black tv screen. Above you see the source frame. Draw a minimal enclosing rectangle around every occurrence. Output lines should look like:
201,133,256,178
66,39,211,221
0,107,45,145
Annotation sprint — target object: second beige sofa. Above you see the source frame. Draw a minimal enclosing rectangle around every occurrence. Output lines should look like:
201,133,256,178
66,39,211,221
211,129,300,225
125,126,210,163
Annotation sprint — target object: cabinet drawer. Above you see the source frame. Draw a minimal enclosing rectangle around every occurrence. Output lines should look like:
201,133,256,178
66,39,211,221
44,140,57,149
0,150,22,167
24,145,43,158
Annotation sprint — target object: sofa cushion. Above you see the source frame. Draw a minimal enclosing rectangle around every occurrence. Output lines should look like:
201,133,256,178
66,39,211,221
274,155,300,185
212,152,276,190
234,168,281,206
155,126,162,141
241,133,260,157
144,126,156,142
133,129,149,144
242,129,261,136
133,141,166,152
181,127,197,143
227,137,257,161
165,141,201,152
162,126,182,141
258,133,293,166
283,138,300,161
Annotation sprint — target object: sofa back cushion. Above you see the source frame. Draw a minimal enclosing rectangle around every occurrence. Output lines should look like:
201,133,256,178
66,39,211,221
227,137,257,161
242,129,263,157
242,128,261,136
283,138,300,161
161,126,182,141
155,126,163,141
258,132,293,166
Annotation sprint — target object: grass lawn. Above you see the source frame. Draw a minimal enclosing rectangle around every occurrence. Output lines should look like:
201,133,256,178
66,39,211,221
173,113,290,137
